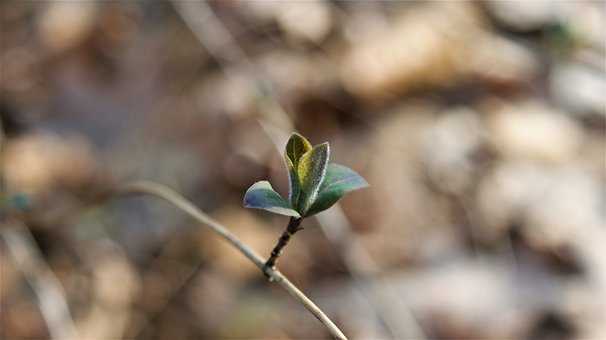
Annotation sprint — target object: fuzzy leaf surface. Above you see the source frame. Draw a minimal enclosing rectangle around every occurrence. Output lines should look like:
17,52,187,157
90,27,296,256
297,142,330,213
306,163,368,216
285,156,301,208
285,133,312,167
284,133,311,207
243,181,300,217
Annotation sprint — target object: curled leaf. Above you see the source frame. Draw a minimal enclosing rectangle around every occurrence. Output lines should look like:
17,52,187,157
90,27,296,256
243,181,300,217
284,133,311,208
306,163,368,216
285,133,312,167
285,156,300,208
297,142,330,214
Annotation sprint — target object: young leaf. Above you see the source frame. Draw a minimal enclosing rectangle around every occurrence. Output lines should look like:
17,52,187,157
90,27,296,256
297,142,330,213
243,181,300,217
285,156,301,208
285,133,312,167
306,163,368,216
284,133,311,208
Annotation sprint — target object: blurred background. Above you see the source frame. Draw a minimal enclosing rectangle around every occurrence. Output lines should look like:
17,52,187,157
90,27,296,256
1,1,605,339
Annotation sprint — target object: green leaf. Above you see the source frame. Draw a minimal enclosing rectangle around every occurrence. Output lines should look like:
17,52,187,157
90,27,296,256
284,133,312,208
297,142,330,214
285,133,312,167
243,181,300,217
285,156,301,208
306,163,368,216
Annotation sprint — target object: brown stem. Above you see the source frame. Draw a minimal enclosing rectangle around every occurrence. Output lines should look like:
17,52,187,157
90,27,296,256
264,217,302,272
118,181,348,340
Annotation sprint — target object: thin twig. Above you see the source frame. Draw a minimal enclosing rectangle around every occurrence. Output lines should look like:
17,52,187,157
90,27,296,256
118,181,347,340
264,217,302,272
1,221,78,340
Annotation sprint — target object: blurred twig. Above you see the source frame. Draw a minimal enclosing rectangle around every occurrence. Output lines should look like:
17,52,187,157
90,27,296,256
1,221,78,340
170,0,292,128
118,181,348,340
131,261,203,339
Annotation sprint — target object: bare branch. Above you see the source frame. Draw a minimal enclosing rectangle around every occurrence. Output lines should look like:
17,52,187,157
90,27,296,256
118,181,347,340
1,221,78,340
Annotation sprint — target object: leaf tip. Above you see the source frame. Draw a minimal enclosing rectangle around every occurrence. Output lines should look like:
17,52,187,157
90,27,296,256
317,141,330,149
290,132,306,139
